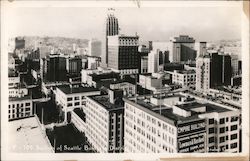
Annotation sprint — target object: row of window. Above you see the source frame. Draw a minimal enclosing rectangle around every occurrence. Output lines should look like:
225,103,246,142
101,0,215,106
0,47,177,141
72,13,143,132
209,117,239,125
9,102,31,109
67,96,85,101
125,104,175,135
219,117,239,124
8,112,32,119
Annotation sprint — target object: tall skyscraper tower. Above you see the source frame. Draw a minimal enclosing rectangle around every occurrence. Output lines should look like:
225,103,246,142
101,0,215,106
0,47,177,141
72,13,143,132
102,8,119,67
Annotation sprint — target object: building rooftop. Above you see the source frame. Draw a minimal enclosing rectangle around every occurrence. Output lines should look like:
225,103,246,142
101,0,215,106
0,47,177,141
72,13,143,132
8,116,53,153
176,102,205,111
135,99,199,123
152,93,184,99
204,103,231,113
89,95,124,111
58,85,99,94
124,94,232,125
174,69,196,74
170,35,195,43
154,108,199,122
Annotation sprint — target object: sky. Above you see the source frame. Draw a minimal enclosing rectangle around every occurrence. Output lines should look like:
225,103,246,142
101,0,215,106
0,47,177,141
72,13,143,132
3,2,242,42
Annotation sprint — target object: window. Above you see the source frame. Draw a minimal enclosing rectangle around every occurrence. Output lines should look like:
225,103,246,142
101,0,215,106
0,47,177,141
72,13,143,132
67,97,73,101
209,137,215,143
209,119,214,124
220,127,225,133
25,102,30,106
209,127,215,134
220,146,225,152
230,134,237,140
75,102,80,106
219,137,225,143
231,125,238,131
231,116,238,122
158,121,161,127
219,118,225,124
230,143,237,149
25,108,30,111
75,96,80,100
67,103,72,107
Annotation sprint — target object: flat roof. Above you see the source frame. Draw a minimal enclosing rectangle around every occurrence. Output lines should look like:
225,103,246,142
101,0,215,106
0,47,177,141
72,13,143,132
135,99,199,123
8,116,53,153
174,69,196,74
176,102,205,111
89,95,124,111
58,85,99,94
152,93,184,100
154,108,199,122
204,103,231,113
124,95,231,125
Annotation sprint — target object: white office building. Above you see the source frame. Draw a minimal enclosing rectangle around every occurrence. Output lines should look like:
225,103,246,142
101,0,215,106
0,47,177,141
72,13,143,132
88,39,102,57
55,84,100,123
85,90,124,153
123,93,241,153
9,97,33,120
167,69,196,88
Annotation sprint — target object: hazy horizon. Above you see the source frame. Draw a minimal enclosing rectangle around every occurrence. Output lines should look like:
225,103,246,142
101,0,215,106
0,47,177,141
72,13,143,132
4,5,242,42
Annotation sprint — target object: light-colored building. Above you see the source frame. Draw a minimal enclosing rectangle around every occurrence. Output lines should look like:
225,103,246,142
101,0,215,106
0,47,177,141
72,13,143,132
152,36,203,63
8,74,20,88
110,82,136,97
102,9,119,67
55,84,100,123
148,49,160,73
81,67,113,83
85,90,124,153
139,73,171,94
141,55,148,74
9,96,33,120
87,56,101,70
81,68,119,88
230,54,239,76
9,87,28,98
8,116,53,153
88,39,102,57
8,56,15,69
198,106,241,153
71,108,86,133
123,93,241,153
196,55,211,93
194,42,207,58
167,69,196,88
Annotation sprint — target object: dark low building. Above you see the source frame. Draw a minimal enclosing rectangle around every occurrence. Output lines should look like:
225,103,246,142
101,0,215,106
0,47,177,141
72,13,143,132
164,63,184,71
